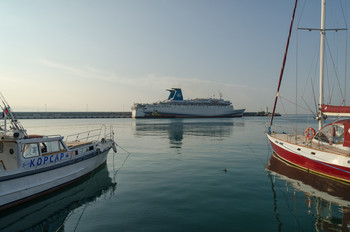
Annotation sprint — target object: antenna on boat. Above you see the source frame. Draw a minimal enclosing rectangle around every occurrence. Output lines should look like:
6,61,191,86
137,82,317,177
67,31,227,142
219,91,223,99
0,93,27,136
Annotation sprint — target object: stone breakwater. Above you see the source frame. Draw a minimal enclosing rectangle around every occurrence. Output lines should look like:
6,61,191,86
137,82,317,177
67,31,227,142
14,112,131,119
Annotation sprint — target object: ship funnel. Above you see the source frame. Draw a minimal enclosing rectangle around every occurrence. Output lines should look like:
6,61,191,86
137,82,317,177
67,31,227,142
167,89,175,100
167,88,183,101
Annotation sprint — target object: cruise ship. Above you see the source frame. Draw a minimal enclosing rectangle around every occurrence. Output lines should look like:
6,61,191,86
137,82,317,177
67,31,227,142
131,88,245,118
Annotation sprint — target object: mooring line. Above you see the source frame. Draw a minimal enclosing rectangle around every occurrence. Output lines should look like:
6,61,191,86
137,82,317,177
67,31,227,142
112,144,131,182
72,156,101,232
116,143,131,154
73,145,131,232
56,143,131,232
56,166,98,232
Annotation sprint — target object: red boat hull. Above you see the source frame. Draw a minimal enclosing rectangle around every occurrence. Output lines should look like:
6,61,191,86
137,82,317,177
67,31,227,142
269,139,350,183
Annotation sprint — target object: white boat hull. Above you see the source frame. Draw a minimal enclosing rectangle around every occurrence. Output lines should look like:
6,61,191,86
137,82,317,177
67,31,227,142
0,145,111,210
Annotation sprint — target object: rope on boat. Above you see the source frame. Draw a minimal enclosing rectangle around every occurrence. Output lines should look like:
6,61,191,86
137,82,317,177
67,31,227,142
55,166,98,232
71,144,132,232
112,143,131,182
55,153,101,232
116,143,131,154
72,168,97,232
68,144,132,231
279,97,298,134
279,95,315,114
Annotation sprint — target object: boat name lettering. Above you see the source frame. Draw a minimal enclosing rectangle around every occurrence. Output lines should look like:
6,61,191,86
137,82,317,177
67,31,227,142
22,152,69,168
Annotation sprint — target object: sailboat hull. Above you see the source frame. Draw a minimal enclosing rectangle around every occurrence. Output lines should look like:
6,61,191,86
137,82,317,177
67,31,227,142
267,134,350,183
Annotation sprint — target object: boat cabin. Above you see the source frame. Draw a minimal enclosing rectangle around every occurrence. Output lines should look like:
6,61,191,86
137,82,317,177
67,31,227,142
313,119,350,150
0,134,100,172
0,135,69,171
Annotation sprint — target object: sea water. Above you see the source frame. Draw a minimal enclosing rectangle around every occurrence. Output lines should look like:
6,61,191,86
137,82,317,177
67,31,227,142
1,116,348,232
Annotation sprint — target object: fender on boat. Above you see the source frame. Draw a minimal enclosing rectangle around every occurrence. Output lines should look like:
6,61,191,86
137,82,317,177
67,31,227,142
112,142,117,153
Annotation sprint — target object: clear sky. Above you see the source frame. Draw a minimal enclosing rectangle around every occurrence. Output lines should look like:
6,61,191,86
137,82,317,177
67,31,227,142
0,0,349,113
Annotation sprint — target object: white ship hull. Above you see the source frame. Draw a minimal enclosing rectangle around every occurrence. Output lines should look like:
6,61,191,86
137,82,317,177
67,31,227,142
132,105,245,118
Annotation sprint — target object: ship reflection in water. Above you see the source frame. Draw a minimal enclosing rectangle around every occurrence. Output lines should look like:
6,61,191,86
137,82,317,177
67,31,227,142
0,164,116,232
132,119,243,149
266,154,350,231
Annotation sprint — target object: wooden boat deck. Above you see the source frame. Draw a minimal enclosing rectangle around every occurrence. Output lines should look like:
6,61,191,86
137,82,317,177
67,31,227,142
65,141,93,149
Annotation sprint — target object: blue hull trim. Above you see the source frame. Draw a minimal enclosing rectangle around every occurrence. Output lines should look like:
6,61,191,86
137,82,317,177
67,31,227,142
0,147,111,182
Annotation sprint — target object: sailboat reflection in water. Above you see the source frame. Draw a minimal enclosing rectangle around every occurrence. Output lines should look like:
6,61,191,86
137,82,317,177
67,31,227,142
266,154,350,231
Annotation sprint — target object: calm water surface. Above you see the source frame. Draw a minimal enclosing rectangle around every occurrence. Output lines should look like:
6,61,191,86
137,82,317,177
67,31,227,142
1,116,349,232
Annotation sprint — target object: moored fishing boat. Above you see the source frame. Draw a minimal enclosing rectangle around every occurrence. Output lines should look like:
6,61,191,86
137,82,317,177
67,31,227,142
132,88,245,118
266,0,350,183
0,94,117,210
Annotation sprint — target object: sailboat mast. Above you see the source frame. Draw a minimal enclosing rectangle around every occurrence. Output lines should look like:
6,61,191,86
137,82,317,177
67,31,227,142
318,0,326,130
269,0,298,127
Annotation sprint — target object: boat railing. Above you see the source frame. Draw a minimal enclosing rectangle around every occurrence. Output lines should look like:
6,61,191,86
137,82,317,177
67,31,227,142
65,125,114,142
104,125,115,141
267,124,293,134
267,124,303,142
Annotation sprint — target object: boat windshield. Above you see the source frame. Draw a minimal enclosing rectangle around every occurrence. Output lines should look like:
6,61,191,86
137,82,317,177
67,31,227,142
314,124,344,145
23,143,40,158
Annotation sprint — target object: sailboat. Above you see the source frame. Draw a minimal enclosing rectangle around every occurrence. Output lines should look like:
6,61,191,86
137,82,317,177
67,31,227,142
266,0,350,183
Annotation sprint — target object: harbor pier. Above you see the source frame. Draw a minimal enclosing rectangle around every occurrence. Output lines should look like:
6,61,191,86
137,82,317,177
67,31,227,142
14,112,131,119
